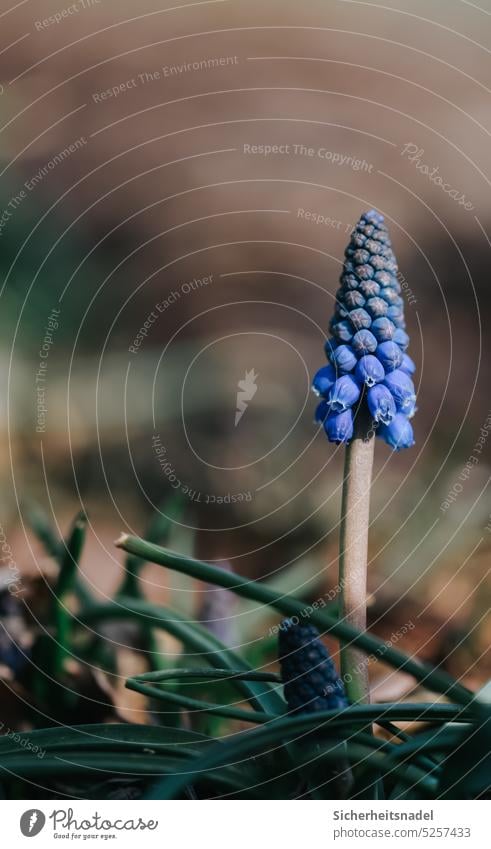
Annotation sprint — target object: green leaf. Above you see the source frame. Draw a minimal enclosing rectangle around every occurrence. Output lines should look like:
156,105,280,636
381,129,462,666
438,714,491,799
52,512,87,678
79,597,285,716
114,536,474,707
118,495,185,599
126,669,280,724
0,723,211,755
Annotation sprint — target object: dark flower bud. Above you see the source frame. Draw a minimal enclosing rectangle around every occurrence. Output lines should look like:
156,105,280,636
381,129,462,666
365,296,388,318
358,279,380,298
353,248,370,265
351,329,378,356
369,254,387,271
352,232,366,248
332,319,353,342
374,270,393,287
324,338,339,360
278,619,348,713
348,308,372,331
341,273,360,290
364,238,384,255
344,290,365,309
356,264,375,281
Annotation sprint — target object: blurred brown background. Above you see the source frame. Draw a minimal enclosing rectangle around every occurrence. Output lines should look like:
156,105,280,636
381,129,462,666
0,0,489,691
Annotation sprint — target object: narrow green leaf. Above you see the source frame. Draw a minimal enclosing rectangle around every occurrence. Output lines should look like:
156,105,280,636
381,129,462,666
126,668,280,724
52,513,87,678
115,535,475,707
79,597,284,716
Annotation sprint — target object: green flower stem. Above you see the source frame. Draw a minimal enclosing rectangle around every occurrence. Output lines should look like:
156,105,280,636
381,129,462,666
114,534,474,707
339,415,375,704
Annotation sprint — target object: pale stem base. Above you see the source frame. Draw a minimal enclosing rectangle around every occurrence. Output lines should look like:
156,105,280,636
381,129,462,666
339,419,375,704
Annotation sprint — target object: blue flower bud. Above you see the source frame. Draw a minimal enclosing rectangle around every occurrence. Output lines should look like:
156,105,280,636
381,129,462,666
356,264,375,281
312,364,337,397
369,254,387,271
344,290,365,309
351,329,378,356
327,375,361,412
367,384,396,424
364,208,384,226
378,413,415,450
374,270,394,287
358,279,380,298
324,409,354,443
405,396,418,419
393,328,410,350
341,273,360,290
365,296,388,318
315,400,329,422
355,354,385,387
364,238,384,255
332,319,353,342
380,287,401,305
387,305,403,324
348,307,372,331
376,340,403,372
324,338,339,360
391,314,406,329
399,353,416,376
331,344,357,373
383,369,416,412
371,316,395,341
353,248,370,265
352,232,366,248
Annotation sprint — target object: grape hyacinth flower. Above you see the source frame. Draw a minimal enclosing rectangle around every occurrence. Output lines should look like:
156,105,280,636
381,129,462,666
278,619,348,713
311,210,417,705
312,209,416,451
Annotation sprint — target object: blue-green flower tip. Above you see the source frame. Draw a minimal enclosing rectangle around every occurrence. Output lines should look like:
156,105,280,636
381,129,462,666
278,618,348,713
312,210,416,449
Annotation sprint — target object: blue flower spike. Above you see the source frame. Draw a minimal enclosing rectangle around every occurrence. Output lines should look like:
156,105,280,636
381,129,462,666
313,209,416,448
